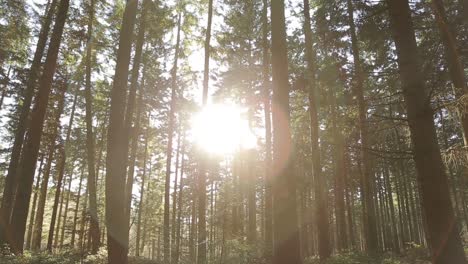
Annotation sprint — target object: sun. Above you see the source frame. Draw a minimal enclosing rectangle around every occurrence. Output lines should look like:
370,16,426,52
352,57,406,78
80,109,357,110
191,104,257,155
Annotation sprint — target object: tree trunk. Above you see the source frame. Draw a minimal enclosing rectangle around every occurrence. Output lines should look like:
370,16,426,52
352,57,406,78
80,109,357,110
387,0,467,262
78,188,88,252
197,1,213,262
82,0,100,254
346,0,379,254
135,135,148,257
71,166,85,247
47,88,77,251
59,168,73,248
302,0,330,259
171,127,181,263
31,80,67,251
334,135,347,251
25,156,45,250
123,0,148,225
261,0,273,259
164,10,182,263
7,1,70,253
53,173,65,249
105,0,138,262
0,0,58,245
31,142,55,251
271,0,302,263
174,134,185,264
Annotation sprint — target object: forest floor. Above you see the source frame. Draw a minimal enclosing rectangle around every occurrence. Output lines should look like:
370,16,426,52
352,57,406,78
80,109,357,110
0,245,467,264
0,247,450,264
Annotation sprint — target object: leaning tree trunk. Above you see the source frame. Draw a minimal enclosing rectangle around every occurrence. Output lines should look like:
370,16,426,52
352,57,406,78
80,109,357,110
105,0,138,262
32,84,66,251
25,156,45,250
271,0,302,263
387,0,467,263
9,0,69,253
47,88,77,251
0,0,57,246
31,143,55,251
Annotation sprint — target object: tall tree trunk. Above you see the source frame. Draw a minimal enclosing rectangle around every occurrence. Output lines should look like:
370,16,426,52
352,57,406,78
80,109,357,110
79,187,88,252
82,0,100,254
71,166,85,247
123,0,148,225
334,135,347,251
59,169,73,248
0,0,58,245
387,0,467,262
302,0,330,259
171,127,181,263
31,142,55,251
344,149,356,249
105,0,138,262
261,0,273,259
174,133,185,264
383,165,399,253
135,135,148,257
189,195,196,262
165,11,182,263
197,1,213,263
47,88,77,251
271,0,302,263
25,155,45,250
32,81,67,252
346,0,378,254
53,172,65,249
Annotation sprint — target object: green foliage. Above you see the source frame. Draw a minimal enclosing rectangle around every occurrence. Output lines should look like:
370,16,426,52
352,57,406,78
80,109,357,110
219,239,264,264
304,251,431,264
0,249,81,264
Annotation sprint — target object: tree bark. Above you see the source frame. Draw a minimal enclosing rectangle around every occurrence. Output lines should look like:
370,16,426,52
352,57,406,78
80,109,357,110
197,0,213,263
171,127,181,263
0,0,58,245
135,135,148,257
71,166,85,247
387,0,467,262
302,0,330,258
34,81,67,251
123,0,148,224
82,0,100,254
164,10,182,263
9,0,70,254
346,0,379,254
271,0,302,263
47,87,77,251
31,141,55,251
261,0,273,259
59,167,73,248
105,0,138,262
25,155,45,250
174,133,185,264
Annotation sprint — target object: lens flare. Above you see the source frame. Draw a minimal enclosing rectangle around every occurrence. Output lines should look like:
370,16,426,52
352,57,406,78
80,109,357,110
191,104,257,154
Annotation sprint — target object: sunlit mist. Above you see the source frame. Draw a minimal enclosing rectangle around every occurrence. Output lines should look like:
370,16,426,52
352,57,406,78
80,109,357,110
191,104,257,155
